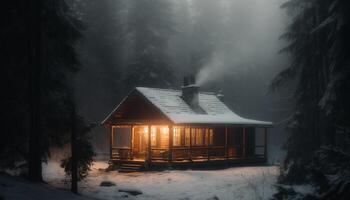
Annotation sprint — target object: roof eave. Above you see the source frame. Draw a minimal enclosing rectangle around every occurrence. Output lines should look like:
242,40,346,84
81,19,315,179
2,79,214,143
100,89,137,125
173,122,273,127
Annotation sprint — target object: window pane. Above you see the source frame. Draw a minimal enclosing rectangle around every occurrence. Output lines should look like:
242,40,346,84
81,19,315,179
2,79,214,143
185,128,190,146
195,128,203,145
159,126,169,149
180,128,185,146
204,129,209,145
151,126,157,146
173,127,181,146
112,127,131,148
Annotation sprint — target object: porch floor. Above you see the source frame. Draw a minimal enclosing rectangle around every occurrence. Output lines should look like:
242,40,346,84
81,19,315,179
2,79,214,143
110,156,267,170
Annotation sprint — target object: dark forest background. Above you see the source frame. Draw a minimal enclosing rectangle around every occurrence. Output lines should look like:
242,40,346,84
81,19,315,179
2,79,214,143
1,0,350,199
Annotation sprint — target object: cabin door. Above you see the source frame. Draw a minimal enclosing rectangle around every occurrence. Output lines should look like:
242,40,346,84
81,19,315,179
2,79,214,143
132,126,148,160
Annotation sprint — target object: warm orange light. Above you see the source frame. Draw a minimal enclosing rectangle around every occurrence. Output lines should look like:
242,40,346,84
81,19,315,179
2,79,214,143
150,126,157,146
160,127,169,135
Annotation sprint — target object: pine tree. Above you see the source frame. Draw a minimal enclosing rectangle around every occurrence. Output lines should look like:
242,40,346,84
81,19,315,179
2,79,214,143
271,0,350,185
317,0,350,147
60,101,95,193
0,0,85,181
0,0,32,170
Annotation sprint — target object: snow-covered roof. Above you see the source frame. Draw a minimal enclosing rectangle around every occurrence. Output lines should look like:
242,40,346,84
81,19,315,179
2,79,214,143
102,87,273,126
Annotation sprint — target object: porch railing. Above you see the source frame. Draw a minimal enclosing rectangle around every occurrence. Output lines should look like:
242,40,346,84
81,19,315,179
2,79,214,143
254,145,266,158
150,148,169,160
111,145,266,161
111,147,132,160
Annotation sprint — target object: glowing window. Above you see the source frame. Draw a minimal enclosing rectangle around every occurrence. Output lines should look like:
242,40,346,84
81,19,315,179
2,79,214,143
209,129,214,145
173,127,181,146
204,128,214,145
185,128,190,146
195,128,204,146
151,126,157,146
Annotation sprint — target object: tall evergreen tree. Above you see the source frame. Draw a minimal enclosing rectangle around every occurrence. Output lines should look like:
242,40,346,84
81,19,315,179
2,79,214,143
29,0,83,181
124,0,176,91
0,0,85,182
0,0,32,170
271,0,350,185
60,101,95,193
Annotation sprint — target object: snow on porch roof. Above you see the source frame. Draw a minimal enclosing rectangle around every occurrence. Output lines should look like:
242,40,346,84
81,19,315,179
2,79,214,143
102,87,273,126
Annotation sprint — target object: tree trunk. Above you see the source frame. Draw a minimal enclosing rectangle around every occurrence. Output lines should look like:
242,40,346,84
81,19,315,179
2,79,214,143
28,0,43,182
71,106,78,193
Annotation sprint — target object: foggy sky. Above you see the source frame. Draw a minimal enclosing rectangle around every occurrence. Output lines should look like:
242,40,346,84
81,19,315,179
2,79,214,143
173,0,290,163
194,0,288,87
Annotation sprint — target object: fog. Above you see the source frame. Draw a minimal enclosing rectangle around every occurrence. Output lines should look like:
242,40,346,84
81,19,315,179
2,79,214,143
195,0,287,86
196,53,226,86
74,0,291,162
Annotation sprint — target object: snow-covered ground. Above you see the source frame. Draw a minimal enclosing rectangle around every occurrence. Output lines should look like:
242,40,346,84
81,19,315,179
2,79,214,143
0,173,95,200
43,161,279,200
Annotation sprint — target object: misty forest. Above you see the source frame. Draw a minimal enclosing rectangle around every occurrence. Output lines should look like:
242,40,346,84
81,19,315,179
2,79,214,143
1,0,350,200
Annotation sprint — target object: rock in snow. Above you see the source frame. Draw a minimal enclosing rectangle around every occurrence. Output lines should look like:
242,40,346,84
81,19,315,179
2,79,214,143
118,188,143,196
99,181,116,187
206,195,220,200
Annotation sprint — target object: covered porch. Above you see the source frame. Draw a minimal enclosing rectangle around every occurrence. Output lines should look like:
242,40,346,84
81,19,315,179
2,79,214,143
109,124,268,166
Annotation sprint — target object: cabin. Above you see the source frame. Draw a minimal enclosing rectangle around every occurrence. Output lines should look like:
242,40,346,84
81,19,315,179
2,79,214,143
102,76,273,171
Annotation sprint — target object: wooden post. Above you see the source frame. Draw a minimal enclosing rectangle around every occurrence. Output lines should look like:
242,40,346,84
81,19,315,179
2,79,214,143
225,126,228,159
264,128,267,159
207,128,210,161
169,125,173,162
242,127,246,158
110,126,113,160
147,125,151,164
189,127,192,161
130,125,133,159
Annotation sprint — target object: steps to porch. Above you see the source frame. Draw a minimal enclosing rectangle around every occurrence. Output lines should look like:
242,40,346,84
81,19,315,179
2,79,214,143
118,163,145,173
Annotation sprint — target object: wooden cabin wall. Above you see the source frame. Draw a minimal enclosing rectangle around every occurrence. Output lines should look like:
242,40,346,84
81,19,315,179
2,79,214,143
110,124,267,162
107,92,171,125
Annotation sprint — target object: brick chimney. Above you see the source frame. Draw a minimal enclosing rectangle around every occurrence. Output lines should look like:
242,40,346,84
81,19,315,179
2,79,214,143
182,75,205,113
217,90,224,102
